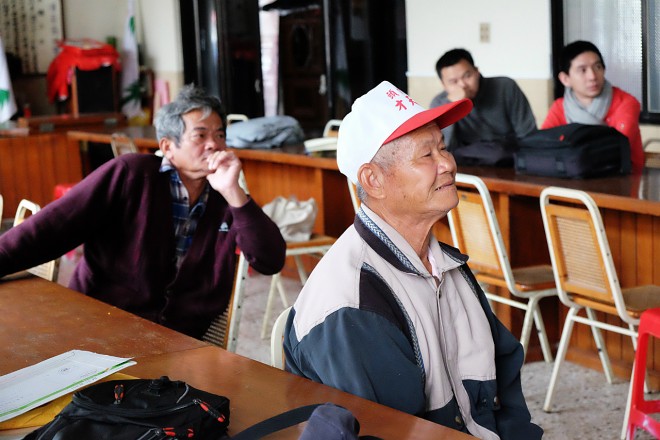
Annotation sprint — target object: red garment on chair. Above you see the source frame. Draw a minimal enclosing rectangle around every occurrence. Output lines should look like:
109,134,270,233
46,39,121,103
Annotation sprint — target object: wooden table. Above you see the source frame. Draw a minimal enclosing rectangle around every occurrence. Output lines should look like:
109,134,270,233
0,277,471,439
126,346,469,439
0,277,206,373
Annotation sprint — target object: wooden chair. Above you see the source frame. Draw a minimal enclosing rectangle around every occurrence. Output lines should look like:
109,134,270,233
226,114,249,126
234,169,334,340
0,194,3,227
322,119,342,137
70,65,118,117
447,173,556,362
643,138,660,169
201,251,249,352
110,132,138,157
13,199,58,282
270,306,292,369
539,186,660,415
260,234,335,338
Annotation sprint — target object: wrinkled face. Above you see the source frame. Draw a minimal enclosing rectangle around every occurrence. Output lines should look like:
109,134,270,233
164,109,226,180
440,59,481,99
380,123,458,221
560,51,606,104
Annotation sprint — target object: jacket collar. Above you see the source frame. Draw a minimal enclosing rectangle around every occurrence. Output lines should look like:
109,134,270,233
354,205,468,275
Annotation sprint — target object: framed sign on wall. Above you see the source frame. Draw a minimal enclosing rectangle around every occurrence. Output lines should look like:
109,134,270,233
0,0,64,75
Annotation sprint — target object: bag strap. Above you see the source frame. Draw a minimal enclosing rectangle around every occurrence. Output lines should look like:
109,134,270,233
230,404,322,439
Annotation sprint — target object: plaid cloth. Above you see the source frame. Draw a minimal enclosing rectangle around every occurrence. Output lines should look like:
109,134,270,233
160,158,209,269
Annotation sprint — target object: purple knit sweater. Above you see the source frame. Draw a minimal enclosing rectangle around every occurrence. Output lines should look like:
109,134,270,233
0,154,286,338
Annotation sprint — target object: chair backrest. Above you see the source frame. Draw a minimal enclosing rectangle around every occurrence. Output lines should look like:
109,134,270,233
322,119,342,137
13,199,41,227
447,173,516,292
643,138,660,168
13,199,58,282
202,251,249,351
539,186,632,324
226,114,249,126
270,306,292,369
238,170,250,195
110,133,138,157
71,65,118,117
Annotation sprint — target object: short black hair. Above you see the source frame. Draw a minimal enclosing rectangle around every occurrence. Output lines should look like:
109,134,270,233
435,49,475,79
559,40,605,74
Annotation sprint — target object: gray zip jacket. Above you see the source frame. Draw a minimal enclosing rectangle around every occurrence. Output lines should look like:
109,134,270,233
284,205,542,439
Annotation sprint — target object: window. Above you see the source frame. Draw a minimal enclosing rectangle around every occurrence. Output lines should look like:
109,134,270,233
552,0,660,123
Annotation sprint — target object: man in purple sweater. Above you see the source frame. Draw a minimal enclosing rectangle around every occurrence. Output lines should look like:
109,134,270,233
0,85,286,339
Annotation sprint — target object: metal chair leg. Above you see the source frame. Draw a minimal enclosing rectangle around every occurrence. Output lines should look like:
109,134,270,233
261,273,281,339
532,300,554,363
585,307,614,384
622,364,635,440
519,300,536,361
261,273,291,339
544,307,578,412
293,255,308,285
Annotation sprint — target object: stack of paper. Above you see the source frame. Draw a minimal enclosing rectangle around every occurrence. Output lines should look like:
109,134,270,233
0,350,135,423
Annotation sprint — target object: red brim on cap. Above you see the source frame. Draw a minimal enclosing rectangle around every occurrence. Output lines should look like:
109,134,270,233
383,98,473,145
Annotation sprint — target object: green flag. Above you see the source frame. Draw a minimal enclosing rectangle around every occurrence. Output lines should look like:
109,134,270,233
120,0,142,118
0,37,17,123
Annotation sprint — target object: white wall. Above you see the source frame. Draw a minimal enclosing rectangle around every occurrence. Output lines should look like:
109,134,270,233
62,0,183,93
405,0,553,124
406,0,552,79
62,0,124,42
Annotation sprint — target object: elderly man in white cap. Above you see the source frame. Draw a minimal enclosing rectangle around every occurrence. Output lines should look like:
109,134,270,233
283,82,542,439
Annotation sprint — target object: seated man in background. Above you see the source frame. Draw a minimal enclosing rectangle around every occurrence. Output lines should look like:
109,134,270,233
542,40,644,173
431,48,537,163
284,81,542,439
0,85,286,339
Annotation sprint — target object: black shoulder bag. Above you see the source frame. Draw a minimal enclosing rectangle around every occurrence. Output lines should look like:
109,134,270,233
23,377,378,440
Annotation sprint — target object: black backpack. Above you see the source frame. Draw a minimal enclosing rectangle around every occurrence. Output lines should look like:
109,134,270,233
24,377,230,440
514,123,632,178
22,377,377,440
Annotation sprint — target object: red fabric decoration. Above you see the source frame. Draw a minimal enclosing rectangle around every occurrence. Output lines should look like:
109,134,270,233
46,39,121,103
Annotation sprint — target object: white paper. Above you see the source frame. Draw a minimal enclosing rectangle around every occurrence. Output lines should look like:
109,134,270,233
0,350,136,422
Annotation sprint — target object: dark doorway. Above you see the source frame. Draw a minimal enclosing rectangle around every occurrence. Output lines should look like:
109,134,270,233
274,0,407,136
179,0,408,135
179,0,265,117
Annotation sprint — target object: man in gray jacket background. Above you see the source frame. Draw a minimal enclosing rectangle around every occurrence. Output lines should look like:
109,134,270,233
431,48,537,159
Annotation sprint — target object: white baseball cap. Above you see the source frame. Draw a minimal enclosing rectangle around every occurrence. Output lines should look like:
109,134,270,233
337,81,473,184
